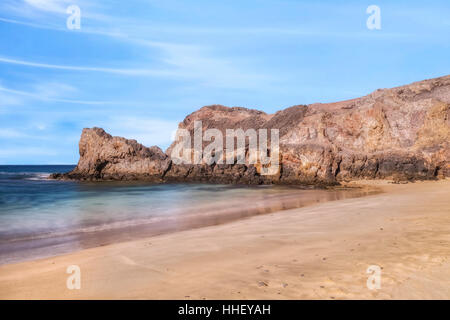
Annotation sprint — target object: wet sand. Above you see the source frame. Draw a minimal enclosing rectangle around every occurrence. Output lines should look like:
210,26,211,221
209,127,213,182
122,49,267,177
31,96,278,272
0,179,449,299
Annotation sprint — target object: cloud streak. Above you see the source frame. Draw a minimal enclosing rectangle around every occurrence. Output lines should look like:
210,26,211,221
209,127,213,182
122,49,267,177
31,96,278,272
1,0,109,22
102,116,179,149
0,56,175,77
0,86,115,105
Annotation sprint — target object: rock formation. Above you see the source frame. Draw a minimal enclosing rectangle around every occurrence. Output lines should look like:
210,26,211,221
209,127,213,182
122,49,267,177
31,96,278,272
52,75,450,185
54,127,171,181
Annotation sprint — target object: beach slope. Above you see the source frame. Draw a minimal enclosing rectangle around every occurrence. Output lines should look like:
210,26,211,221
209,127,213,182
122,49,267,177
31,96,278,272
0,180,449,299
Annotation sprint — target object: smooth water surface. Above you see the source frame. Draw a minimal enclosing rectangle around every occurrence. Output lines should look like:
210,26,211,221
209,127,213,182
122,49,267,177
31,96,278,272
0,165,375,264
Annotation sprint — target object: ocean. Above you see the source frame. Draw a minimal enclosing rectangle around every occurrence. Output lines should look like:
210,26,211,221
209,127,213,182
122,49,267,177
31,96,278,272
0,165,373,265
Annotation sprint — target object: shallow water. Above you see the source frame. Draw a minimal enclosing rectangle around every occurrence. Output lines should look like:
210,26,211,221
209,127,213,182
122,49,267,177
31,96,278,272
0,165,377,265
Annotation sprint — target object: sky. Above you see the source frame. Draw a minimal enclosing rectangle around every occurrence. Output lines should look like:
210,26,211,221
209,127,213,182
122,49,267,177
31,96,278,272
0,0,449,164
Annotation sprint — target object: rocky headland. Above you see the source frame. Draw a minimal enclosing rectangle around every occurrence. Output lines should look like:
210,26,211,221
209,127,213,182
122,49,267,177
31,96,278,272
52,75,450,185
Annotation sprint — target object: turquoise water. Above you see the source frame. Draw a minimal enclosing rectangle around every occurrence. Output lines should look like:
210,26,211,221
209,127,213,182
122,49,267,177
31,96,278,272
0,165,372,265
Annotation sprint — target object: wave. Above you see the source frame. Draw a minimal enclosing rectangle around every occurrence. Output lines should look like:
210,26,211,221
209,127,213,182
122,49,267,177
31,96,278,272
0,172,51,181
0,192,317,243
0,215,175,243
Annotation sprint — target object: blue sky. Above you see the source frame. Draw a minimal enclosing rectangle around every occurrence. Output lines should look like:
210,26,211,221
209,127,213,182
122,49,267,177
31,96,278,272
0,0,449,164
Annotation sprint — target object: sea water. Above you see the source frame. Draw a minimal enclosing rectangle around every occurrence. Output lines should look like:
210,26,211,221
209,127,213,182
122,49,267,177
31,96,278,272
0,165,374,265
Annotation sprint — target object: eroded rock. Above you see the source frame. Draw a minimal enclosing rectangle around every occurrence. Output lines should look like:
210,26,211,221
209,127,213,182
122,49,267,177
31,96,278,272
52,75,450,184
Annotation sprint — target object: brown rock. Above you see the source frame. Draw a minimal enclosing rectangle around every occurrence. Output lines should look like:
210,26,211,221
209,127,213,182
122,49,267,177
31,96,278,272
52,127,171,181
52,76,450,184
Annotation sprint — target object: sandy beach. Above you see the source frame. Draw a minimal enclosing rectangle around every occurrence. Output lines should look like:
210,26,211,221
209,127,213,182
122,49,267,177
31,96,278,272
0,179,449,300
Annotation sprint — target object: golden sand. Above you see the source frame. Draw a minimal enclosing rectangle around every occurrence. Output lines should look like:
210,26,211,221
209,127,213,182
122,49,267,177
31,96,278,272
0,180,449,299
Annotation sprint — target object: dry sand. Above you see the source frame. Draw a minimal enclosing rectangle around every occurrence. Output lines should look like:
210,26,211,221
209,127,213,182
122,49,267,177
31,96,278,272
0,179,449,299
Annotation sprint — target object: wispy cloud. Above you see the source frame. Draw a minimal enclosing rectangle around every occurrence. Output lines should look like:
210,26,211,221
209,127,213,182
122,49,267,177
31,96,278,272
0,56,174,77
0,91,24,107
0,128,28,138
0,13,415,40
0,3,286,90
23,0,71,14
0,49,273,89
0,16,63,29
101,116,179,149
1,0,109,22
0,83,114,105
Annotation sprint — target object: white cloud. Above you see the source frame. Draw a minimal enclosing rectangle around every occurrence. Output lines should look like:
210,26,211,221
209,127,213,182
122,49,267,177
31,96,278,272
1,0,109,22
24,0,69,14
0,128,27,138
155,43,273,89
0,6,274,90
32,81,77,98
101,116,180,149
0,56,174,77
0,48,274,90
0,91,24,107
0,84,113,105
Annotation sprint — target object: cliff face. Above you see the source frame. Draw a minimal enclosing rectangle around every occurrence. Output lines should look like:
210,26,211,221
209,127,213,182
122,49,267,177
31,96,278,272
53,75,450,184
59,128,171,181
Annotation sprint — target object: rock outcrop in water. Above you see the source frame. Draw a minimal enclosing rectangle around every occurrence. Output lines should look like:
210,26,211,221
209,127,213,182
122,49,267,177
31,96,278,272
52,75,450,185
56,127,172,181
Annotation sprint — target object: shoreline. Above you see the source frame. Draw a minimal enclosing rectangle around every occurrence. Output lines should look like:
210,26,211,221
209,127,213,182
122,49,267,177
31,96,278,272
0,179,449,299
0,184,379,266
